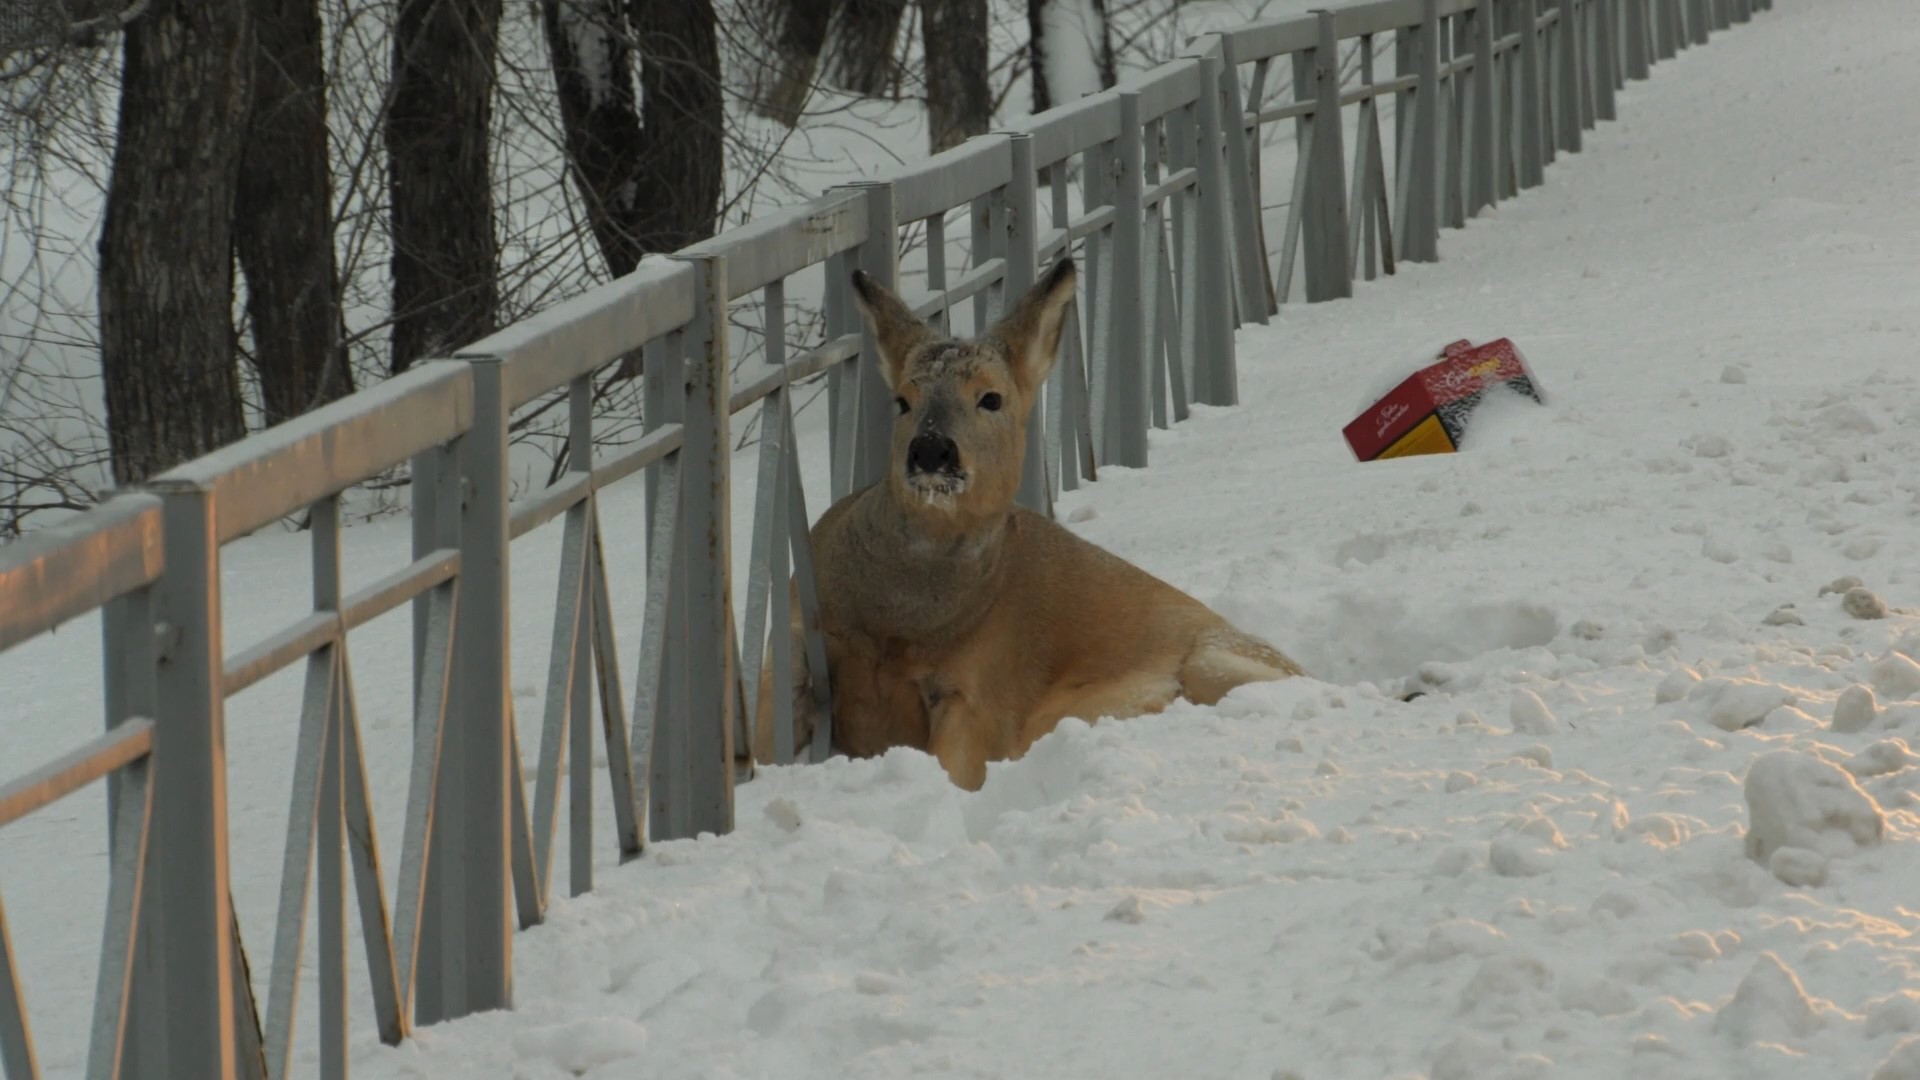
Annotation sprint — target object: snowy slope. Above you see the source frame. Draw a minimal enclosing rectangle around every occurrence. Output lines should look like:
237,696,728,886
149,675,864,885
326,2,1916,1078
8,0,1920,1077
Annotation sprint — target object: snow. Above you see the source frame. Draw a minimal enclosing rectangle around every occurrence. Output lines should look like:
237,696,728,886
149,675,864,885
6,0,1920,1078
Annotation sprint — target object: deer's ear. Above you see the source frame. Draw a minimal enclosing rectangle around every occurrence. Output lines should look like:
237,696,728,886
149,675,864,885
850,269,932,390
989,258,1077,398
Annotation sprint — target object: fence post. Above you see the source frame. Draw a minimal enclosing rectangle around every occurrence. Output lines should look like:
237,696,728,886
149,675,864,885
1516,0,1546,187
1594,0,1619,118
1191,46,1239,407
144,480,239,1080
1001,131,1053,517
1401,0,1443,264
667,253,737,839
1623,0,1650,78
1469,0,1499,214
417,356,512,1024
838,182,898,494
1106,91,1150,470
1554,0,1582,152
1216,34,1272,325
1304,10,1352,301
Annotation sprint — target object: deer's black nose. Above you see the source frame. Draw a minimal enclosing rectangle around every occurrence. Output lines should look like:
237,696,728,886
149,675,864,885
907,433,960,475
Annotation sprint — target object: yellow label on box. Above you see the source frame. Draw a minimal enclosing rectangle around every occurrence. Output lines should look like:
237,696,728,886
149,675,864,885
1376,414,1457,459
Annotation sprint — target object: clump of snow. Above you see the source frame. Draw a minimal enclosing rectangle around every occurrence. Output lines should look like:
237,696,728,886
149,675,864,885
1702,679,1795,732
1713,952,1827,1045
1867,992,1920,1038
1846,738,1920,778
1872,651,1920,699
1875,1038,1920,1080
1742,750,1886,874
1762,604,1802,626
1655,666,1700,704
1846,586,1892,620
1509,689,1562,734
1821,575,1866,598
1832,685,1879,732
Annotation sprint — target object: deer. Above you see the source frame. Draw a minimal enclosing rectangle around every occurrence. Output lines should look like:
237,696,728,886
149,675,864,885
752,256,1307,791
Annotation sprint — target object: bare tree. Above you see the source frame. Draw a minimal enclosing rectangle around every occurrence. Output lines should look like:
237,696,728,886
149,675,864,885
1027,0,1117,113
236,0,353,427
822,0,905,97
97,0,252,484
387,0,503,374
629,0,725,252
922,0,989,152
538,0,722,284
740,0,834,126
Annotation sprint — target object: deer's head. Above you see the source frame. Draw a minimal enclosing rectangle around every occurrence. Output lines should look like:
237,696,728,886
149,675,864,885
850,258,1078,533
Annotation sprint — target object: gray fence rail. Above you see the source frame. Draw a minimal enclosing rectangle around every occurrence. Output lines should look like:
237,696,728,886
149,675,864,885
0,0,1768,1075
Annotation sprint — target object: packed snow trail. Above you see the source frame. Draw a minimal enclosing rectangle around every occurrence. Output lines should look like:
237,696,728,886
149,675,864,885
8,0,1920,1077
343,4,1920,1077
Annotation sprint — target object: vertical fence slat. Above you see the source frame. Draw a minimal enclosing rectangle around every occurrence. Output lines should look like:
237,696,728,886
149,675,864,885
1216,34,1272,325
1192,46,1240,406
100,581,163,1080
0,887,40,1080
1002,132,1050,516
1106,91,1150,469
86,736,151,1080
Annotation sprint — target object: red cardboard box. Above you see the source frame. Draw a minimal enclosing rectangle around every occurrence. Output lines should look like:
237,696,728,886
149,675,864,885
1343,338,1544,462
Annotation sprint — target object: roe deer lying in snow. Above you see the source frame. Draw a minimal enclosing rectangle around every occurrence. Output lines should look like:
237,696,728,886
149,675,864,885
753,257,1306,790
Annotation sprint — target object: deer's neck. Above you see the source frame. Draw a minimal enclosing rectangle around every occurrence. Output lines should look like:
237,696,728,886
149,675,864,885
843,488,1012,646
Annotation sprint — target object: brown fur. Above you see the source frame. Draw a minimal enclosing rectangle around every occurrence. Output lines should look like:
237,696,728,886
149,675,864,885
754,258,1307,790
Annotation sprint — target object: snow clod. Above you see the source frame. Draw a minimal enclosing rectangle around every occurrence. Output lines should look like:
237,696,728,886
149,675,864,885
1656,667,1700,704
1706,681,1794,732
1713,952,1825,1044
1743,750,1886,869
1820,575,1865,598
1833,685,1879,733
1510,689,1563,735
1872,652,1920,699
1489,834,1554,878
1762,605,1803,627
1845,586,1891,620
1873,1037,1920,1080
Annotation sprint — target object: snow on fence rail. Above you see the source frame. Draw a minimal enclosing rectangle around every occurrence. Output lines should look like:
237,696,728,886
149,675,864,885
0,0,1768,1075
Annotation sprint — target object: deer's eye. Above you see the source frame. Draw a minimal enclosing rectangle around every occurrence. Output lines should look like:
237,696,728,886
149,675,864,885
977,392,1003,412
895,396,910,416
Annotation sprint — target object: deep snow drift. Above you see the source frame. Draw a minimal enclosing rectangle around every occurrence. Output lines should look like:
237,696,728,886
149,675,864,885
6,0,1920,1078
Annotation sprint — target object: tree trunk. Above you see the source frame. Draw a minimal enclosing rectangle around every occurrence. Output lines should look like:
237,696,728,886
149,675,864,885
387,0,503,374
628,0,724,254
922,0,989,153
741,0,834,126
97,0,252,485
823,0,905,97
539,0,649,275
1028,0,1117,114
236,0,352,427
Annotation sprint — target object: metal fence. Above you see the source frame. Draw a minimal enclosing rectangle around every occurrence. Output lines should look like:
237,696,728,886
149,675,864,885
0,0,1769,1075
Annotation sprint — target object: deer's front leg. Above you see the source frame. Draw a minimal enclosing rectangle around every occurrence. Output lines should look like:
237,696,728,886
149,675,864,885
920,678,997,791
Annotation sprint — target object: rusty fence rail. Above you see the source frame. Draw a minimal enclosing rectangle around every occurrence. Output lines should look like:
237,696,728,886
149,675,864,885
0,0,1767,1074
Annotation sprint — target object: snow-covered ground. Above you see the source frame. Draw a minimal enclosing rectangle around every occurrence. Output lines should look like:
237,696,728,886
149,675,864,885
8,0,1920,1077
